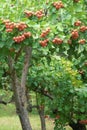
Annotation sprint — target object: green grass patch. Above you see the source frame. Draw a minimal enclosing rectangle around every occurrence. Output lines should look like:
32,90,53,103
0,104,72,130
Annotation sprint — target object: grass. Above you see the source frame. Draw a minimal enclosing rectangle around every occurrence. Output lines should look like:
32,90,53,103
0,104,72,130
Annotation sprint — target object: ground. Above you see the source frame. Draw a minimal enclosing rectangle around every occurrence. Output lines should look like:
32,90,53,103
0,104,72,130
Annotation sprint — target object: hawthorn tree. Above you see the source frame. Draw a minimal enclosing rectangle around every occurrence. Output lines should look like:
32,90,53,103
0,0,87,130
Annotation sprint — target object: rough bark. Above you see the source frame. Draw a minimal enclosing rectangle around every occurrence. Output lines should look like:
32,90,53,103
8,47,32,130
36,93,46,130
21,47,32,106
38,107,46,130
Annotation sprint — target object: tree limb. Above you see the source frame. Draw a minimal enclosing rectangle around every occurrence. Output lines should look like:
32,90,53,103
21,47,32,104
33,88,53,100
21,47,32,88
0,100,7,105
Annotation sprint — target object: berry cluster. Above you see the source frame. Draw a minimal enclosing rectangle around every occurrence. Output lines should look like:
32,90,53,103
15,22,27,31
24,10,34,18
52,37,63,44
74,20,81,26
40,28,50,38
24,9,44,19
79,120,87,125
80,26,87,32
78,39,86,44
13,32,31,43
13,34,25,43
3,19,27,32
53,1,64,10
35,10,44,19
39,39,49,47
3,20,15,32
71,29,79,39
23,32,32,38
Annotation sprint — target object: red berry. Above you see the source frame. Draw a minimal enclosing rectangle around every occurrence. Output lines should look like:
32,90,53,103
71,30,79,39
80,26,87,32
78,39,86,44
74,20,81,26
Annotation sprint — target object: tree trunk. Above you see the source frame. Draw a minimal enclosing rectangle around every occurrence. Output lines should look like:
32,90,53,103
38,106,46,130
8,47,32,130
11,69,32,130
36,93,46,130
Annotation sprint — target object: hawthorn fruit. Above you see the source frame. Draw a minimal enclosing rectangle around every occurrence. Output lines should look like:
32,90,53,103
40,27,50,38
13,34,25,43
4,21,15,32
79,120,87,125
39,39,49,47
71,29,79,39
52,37,63,44
24,32,32,38
74,20,81,26
24,10,34,18
15,22,27,31
53,1,64,10
78,39,86,44
80,26,87,32
35,10,44,19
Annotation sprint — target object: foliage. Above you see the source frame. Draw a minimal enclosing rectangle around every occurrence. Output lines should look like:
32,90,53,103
28,56,87,129
0,0,87,129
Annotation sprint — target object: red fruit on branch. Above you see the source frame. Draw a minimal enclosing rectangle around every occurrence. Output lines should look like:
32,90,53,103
71,29,79,39
40,27,50,38
24,32,32,38
52,37,63,44
79,120,87,124
13,34,25,43
24,10,34,17
6,29,13,32
3,20,15,32
53,1,64,10
39,39,49,47
35,10,44,19
74,20,81,26
15,22,27,31
78,39,86,44
80,26,87,32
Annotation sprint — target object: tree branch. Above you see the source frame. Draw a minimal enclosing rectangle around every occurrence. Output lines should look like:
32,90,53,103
0,100,7,105
21,47,32,88
33,88,53,100
20,47,32,105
